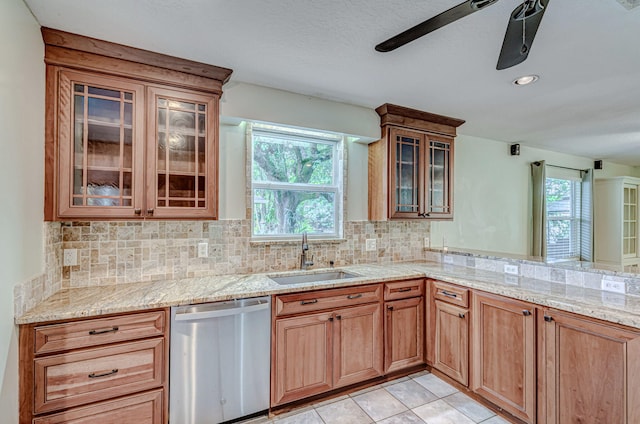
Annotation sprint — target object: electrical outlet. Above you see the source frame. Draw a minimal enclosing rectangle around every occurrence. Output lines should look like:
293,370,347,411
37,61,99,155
197,242,208,258
601,276,625,294
63,249,78,266
504,275,519,285
423,237,430,248
365,239,376,251
504,264,519,275
443,255,454,264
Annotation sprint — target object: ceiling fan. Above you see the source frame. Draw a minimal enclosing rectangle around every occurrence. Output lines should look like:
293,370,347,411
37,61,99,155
375,0,550,70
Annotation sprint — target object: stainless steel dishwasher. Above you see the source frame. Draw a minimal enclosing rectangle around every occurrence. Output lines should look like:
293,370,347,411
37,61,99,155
170,296,271,424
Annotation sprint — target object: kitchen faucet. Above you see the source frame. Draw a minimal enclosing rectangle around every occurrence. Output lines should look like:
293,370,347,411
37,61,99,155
300,232,314,270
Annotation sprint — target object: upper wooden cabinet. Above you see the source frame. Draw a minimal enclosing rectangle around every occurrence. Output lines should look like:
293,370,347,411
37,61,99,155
43,28,232,220
594,177,640,267
369,104,464,221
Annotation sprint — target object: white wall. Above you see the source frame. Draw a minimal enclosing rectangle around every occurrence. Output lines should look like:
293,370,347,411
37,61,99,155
0,0,45,420
431,134,640,256
219,82,378,221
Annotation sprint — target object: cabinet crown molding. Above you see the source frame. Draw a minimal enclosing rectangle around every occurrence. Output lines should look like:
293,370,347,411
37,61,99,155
42,27,233,84
376,103,465,136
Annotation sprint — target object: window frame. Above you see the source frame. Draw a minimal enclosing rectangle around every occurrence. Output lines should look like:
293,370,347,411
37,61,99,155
250,123,344,241
545,176,582,260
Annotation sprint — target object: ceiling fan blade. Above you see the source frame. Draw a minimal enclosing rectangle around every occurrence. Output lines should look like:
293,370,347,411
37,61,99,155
375,0,500,52
496,0,549,70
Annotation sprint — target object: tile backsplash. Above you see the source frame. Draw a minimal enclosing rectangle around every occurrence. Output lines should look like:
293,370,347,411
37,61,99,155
15,219,430,316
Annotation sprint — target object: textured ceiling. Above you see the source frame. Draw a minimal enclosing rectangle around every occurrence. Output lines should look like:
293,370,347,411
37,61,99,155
24,0,640,165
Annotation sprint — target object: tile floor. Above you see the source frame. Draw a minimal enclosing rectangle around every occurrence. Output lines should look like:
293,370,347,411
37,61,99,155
249,371,512,424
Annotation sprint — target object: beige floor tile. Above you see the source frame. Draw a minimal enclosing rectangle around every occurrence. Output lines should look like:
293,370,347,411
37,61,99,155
273,408,323,424
385,379,439,409
413,399,476,424
377,410,426,424
413,373,458,398
442,392,495,422
315,398,373,424
352,388,408,421
480,415,512,424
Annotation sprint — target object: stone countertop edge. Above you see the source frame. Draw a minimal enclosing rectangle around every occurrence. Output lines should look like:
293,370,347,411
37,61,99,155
15,261,640,329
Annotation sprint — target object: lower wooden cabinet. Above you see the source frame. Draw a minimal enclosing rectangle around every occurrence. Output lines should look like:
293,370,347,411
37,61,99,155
32,390,163,424
471,292,536,424
539,309,640,424
384,296,424,373
20,310,168,424
433,300,468,385
272,303,383,406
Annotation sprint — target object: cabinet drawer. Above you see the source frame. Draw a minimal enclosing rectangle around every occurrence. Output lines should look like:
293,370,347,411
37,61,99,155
34,338,164,414
432,280,469,308
275,284,381,316
34,311,165,354
384,279,424,301
32,389,163,424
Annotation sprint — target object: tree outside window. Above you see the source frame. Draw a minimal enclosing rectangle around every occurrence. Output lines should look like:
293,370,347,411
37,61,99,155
251,124,342,238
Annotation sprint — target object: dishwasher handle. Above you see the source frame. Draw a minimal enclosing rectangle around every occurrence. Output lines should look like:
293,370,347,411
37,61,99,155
174,299,270,321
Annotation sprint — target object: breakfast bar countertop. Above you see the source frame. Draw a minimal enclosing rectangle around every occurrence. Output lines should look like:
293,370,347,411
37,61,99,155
15,261,640,329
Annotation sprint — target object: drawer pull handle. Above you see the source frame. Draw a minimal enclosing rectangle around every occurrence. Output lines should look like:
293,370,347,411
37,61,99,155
441,290,457,298
88,369,118,379
398,288,412,292
88,326,119,335
301,299,318,305
522,310,532,316
347,294,363,300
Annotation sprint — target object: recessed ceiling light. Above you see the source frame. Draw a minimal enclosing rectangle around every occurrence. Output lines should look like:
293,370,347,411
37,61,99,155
513,75,539,86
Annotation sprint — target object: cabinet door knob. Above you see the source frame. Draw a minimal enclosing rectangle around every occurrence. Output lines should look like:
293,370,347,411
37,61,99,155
134,208,142,215
336,315,342,320
458,313,465,319
328,317,334,322
544,315,554,322
147,208,154,216
387,306,394,311
522,310,532,316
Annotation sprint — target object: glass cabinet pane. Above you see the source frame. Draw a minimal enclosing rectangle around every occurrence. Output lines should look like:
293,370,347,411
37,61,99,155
395,134,420,213
428,140,451,214
71,82,135,208
155,95,208,209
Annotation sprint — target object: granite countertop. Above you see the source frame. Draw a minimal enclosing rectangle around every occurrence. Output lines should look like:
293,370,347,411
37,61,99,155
16,261,640,329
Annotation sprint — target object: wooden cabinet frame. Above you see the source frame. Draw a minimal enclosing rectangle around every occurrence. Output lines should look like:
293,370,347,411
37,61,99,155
42,27,232,220
368,103,464,221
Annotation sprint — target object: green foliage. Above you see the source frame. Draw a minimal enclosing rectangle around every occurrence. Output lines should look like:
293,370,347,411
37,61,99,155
252,132,337,236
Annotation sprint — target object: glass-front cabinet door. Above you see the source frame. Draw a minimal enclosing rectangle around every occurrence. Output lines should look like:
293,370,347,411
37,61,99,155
623,184,638,260
57,70,145,218
147,87,218,219
388,128,453,219
426,135,453,219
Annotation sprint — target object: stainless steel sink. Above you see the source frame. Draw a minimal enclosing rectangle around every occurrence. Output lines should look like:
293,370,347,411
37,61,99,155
269,271,359,285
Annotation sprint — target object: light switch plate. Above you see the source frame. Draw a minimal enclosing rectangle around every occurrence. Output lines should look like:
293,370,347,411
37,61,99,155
63,249,78,266
197,242,208,258
365,239,376,251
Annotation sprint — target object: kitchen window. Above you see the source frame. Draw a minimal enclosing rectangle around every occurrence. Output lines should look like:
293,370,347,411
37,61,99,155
546,177,582,260
542,164,593,261
250,123,343,239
